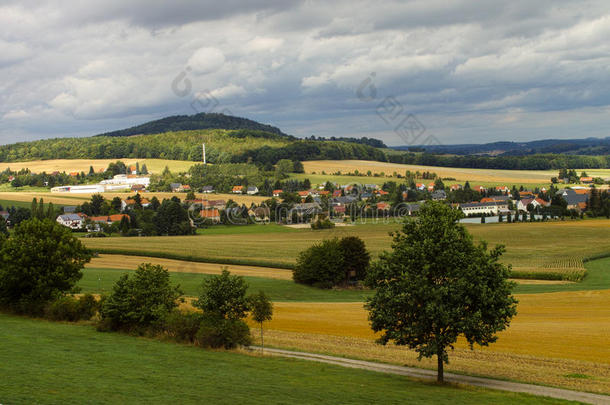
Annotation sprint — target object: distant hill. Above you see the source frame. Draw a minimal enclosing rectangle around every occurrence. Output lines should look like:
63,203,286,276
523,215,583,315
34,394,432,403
97,113,291,138
394,137,610,156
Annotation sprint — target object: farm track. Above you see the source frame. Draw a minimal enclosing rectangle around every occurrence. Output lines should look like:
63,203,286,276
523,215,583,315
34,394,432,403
254,347,610,405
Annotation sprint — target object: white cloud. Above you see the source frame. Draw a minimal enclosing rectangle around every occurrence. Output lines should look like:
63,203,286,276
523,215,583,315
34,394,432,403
187,47,226,75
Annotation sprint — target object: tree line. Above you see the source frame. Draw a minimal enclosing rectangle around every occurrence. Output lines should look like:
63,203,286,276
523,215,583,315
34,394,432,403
388,151,610,170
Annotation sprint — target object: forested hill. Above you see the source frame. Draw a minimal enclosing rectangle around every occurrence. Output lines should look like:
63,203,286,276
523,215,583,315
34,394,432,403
396,137,610,156
0,129,387,164
96,113,291,138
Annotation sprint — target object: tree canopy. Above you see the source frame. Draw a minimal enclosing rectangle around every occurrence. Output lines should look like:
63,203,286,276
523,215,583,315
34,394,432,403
0,218,91,314
365,201,518,382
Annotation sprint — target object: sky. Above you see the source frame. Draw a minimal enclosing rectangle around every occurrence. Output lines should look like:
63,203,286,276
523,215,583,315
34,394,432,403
1,0,610,147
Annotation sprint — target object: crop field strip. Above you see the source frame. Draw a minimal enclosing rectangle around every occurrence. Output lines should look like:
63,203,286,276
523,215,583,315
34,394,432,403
0,158,197,175
0,191,268,206
83,219,610,281
302,160,562,184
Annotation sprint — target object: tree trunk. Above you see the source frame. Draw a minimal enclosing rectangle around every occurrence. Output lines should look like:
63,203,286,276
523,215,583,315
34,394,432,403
437,352,444,383
260,322,264,353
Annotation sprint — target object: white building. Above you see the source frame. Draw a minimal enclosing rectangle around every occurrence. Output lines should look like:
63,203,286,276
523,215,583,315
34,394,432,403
51,185,105,194
100,175,150,186
459,201,509,216
56,214,85,229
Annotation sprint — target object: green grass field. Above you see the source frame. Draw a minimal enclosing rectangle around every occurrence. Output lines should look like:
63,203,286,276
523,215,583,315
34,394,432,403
81,255,610,302
83,219,610,280
80,268,372,302
0,313,573,404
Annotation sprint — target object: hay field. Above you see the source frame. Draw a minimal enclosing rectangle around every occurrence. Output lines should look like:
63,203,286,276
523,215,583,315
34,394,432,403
0,158,196,174
84,219,610,280
88,254,292,280
256,289,610,393
302,160,558,184
0,191,267,206
264,289,610,364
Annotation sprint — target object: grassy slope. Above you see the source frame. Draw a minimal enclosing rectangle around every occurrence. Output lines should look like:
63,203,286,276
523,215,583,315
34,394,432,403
0,314,567,405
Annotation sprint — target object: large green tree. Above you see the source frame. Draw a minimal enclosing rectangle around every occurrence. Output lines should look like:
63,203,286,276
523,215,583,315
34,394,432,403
0,218,92,314
365,202,518,382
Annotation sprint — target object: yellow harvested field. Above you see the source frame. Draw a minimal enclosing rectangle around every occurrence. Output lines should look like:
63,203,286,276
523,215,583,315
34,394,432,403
252,290,610,393
261,329,610,394
88,254,292,280
0,158,196,174
0,191,267,206
303,160,558,184
265,290,610,364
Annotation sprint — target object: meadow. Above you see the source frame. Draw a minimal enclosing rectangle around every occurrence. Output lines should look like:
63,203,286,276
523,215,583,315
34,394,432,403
83,219,610,281
2,314,567,405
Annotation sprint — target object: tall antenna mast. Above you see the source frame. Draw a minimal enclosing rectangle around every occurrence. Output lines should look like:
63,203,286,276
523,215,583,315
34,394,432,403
202,143,206,165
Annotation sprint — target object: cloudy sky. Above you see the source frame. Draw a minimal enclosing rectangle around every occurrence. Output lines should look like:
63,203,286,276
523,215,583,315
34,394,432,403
1,0,610,146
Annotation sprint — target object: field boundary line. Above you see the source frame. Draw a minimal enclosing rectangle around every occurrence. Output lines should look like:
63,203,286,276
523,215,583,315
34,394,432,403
91,249,295,270
251,346,610,404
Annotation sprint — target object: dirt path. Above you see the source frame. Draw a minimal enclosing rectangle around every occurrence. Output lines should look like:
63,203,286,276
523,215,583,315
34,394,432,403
253,347,610,404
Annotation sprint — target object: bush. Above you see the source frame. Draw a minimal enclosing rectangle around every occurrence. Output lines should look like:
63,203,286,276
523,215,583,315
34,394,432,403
339,236,370,283
45,294,99,322
99,263,183,332
163,310,204,343
311,217,335,230
195,315,252,349
293,238,345,288
293,236,370,288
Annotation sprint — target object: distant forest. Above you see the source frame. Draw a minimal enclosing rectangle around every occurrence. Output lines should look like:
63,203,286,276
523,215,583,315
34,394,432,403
1,112,608,170
398,137,610,156
388,152,610,170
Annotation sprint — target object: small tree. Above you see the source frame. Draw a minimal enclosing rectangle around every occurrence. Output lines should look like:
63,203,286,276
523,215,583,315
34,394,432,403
0,218,91,314
365,202,517,383
249,291,273,351
99,263,182,331
193,269,252,348
194,268,250,319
